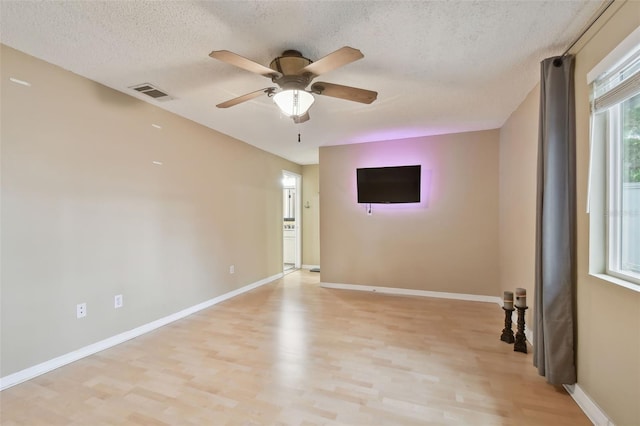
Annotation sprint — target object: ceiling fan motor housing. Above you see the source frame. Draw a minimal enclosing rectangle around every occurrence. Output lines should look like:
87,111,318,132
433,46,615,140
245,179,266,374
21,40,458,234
275,75,312,91
270,50,313,77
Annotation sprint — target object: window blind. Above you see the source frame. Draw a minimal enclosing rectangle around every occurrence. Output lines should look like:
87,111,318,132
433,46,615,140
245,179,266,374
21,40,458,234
592,54,640,112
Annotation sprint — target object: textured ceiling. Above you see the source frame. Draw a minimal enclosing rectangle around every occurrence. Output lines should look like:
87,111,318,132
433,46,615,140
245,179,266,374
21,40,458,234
1,1,603,164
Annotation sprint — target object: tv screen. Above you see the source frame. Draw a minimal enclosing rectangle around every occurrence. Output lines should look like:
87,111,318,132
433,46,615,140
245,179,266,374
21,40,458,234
357,165,421,204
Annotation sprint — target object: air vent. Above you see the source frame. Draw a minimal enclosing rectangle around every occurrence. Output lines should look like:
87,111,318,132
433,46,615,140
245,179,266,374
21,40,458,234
129,83,173,101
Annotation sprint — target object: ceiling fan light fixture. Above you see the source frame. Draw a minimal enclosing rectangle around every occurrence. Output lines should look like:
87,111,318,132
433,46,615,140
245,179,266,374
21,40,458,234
273,89,314,117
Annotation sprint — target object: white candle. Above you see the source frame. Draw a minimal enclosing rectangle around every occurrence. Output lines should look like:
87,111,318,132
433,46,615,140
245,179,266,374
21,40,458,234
515,287,527,308
503,291,514,310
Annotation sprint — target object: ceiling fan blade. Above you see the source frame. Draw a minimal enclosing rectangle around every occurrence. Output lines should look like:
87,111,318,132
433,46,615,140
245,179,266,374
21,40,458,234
293,112,310,123
311,82,377,104
216,87,275,108
209,50,281,78
301,47,364,76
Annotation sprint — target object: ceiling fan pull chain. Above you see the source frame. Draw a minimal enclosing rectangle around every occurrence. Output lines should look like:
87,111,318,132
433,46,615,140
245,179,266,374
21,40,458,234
298,133,301,143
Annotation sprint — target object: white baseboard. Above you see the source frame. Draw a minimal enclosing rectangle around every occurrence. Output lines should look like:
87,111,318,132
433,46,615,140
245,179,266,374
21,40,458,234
525,325,533,343
564,384,615,426
320,281,502,304
320,282,535,344
0,272,283,391
302,264,320,270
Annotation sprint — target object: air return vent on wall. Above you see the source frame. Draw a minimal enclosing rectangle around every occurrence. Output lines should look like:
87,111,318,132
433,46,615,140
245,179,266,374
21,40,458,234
130,83,173,101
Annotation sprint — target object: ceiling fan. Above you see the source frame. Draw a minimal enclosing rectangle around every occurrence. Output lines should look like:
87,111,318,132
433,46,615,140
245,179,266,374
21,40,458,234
209,46,378,123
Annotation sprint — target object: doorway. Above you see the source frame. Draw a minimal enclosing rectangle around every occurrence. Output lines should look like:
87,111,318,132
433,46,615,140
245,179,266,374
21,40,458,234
282,171,301,273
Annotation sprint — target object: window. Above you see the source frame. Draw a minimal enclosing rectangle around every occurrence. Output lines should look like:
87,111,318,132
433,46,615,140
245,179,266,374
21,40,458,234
607,93,640,283
590,39,640,289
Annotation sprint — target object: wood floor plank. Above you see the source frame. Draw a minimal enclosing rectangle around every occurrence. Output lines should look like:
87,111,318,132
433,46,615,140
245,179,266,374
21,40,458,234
0,270,590,425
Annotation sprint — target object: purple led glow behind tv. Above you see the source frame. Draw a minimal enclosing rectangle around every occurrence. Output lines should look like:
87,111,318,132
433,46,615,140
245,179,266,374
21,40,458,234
356,165,421,204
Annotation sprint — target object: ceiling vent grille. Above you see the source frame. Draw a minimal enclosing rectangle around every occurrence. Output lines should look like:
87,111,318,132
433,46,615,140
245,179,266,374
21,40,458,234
130,83,173,101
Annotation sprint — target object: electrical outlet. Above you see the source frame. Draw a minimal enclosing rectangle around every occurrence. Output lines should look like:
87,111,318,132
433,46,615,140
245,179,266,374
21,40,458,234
114,294,123,309
229,265,235,274
76,303,87,319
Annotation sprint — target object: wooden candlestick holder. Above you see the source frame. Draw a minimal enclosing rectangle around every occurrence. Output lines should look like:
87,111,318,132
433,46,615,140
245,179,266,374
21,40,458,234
500,307,515,344
514,306,528,353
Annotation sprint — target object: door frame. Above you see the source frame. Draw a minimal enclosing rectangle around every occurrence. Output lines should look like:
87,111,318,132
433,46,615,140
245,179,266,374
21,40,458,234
282,170,302,270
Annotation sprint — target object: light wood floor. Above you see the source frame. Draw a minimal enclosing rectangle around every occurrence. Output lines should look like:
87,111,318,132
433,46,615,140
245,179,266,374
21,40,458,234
1,270,590,425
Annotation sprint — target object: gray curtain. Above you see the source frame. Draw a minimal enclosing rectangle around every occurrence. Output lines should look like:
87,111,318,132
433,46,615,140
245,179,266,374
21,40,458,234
534,55,577,385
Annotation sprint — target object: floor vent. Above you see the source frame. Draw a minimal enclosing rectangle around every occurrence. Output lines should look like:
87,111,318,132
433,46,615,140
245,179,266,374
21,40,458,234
130,83,173,101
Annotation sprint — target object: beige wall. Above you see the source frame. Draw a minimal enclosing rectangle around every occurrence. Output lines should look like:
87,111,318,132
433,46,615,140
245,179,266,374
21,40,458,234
319,131,500,296
1,45,300,376
499,83,539,326
498,1,640,424
301,164,320,266
574,2,640,424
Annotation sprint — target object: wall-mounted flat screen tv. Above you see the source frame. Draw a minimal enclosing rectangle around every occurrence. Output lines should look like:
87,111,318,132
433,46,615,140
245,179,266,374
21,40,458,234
357,165,421,204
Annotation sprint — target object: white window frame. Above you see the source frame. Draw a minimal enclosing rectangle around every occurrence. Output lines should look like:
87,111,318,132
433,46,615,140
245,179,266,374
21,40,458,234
605,102,640,285
588,26,640,292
